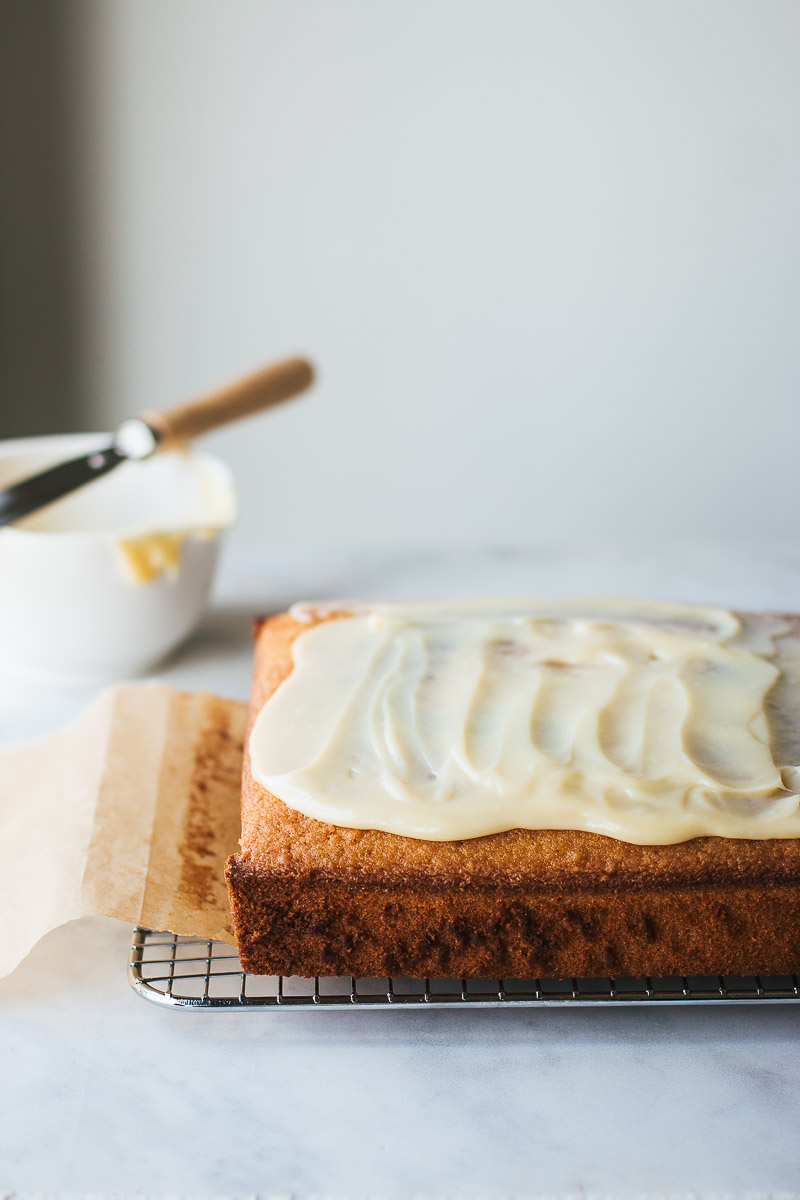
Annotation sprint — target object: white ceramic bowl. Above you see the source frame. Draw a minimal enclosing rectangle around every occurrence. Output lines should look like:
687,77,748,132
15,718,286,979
0,433,237,681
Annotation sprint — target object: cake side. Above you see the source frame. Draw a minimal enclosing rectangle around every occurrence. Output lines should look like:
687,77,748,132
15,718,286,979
226,855,800,977
225,610,800,977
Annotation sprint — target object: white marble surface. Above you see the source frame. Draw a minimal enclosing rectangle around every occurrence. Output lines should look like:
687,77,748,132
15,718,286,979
3,544,800,1198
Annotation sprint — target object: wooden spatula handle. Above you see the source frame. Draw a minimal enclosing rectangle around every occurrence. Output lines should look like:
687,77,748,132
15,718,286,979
140,356,314,447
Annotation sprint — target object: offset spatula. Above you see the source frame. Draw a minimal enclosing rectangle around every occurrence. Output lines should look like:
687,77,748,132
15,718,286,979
0,356,314,529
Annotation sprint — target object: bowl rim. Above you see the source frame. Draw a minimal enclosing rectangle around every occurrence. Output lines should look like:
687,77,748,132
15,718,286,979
0,432,237,543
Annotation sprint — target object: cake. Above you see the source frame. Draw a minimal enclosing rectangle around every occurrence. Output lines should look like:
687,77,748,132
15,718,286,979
225,600,800,978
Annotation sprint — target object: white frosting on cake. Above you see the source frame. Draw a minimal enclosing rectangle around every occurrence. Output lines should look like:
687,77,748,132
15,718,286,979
249,597,800,844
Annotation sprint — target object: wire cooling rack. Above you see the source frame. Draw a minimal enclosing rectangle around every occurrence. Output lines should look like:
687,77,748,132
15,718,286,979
129,928,800,1009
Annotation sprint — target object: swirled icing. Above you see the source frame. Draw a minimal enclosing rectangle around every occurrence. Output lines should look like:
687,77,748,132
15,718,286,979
249,597,800,844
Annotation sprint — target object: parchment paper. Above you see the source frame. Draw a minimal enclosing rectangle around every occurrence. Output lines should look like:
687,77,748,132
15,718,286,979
0,684,247,979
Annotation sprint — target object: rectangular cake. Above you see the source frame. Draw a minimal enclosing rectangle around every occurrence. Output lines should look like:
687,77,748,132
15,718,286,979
225,598,800,978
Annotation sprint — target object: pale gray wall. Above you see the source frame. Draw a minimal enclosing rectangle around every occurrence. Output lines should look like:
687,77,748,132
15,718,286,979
11,2,800,549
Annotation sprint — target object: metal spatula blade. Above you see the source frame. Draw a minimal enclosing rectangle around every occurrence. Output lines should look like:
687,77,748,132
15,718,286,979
0,356,314,530
0,444,125,528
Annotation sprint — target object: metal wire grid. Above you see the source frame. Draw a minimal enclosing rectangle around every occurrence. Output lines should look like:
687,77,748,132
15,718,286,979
129,928,800,1009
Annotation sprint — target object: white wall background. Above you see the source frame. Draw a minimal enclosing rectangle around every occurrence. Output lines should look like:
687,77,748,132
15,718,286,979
69,0,800,550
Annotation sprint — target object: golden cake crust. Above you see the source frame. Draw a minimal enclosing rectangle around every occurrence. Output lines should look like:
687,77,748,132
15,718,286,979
225,612,800,978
